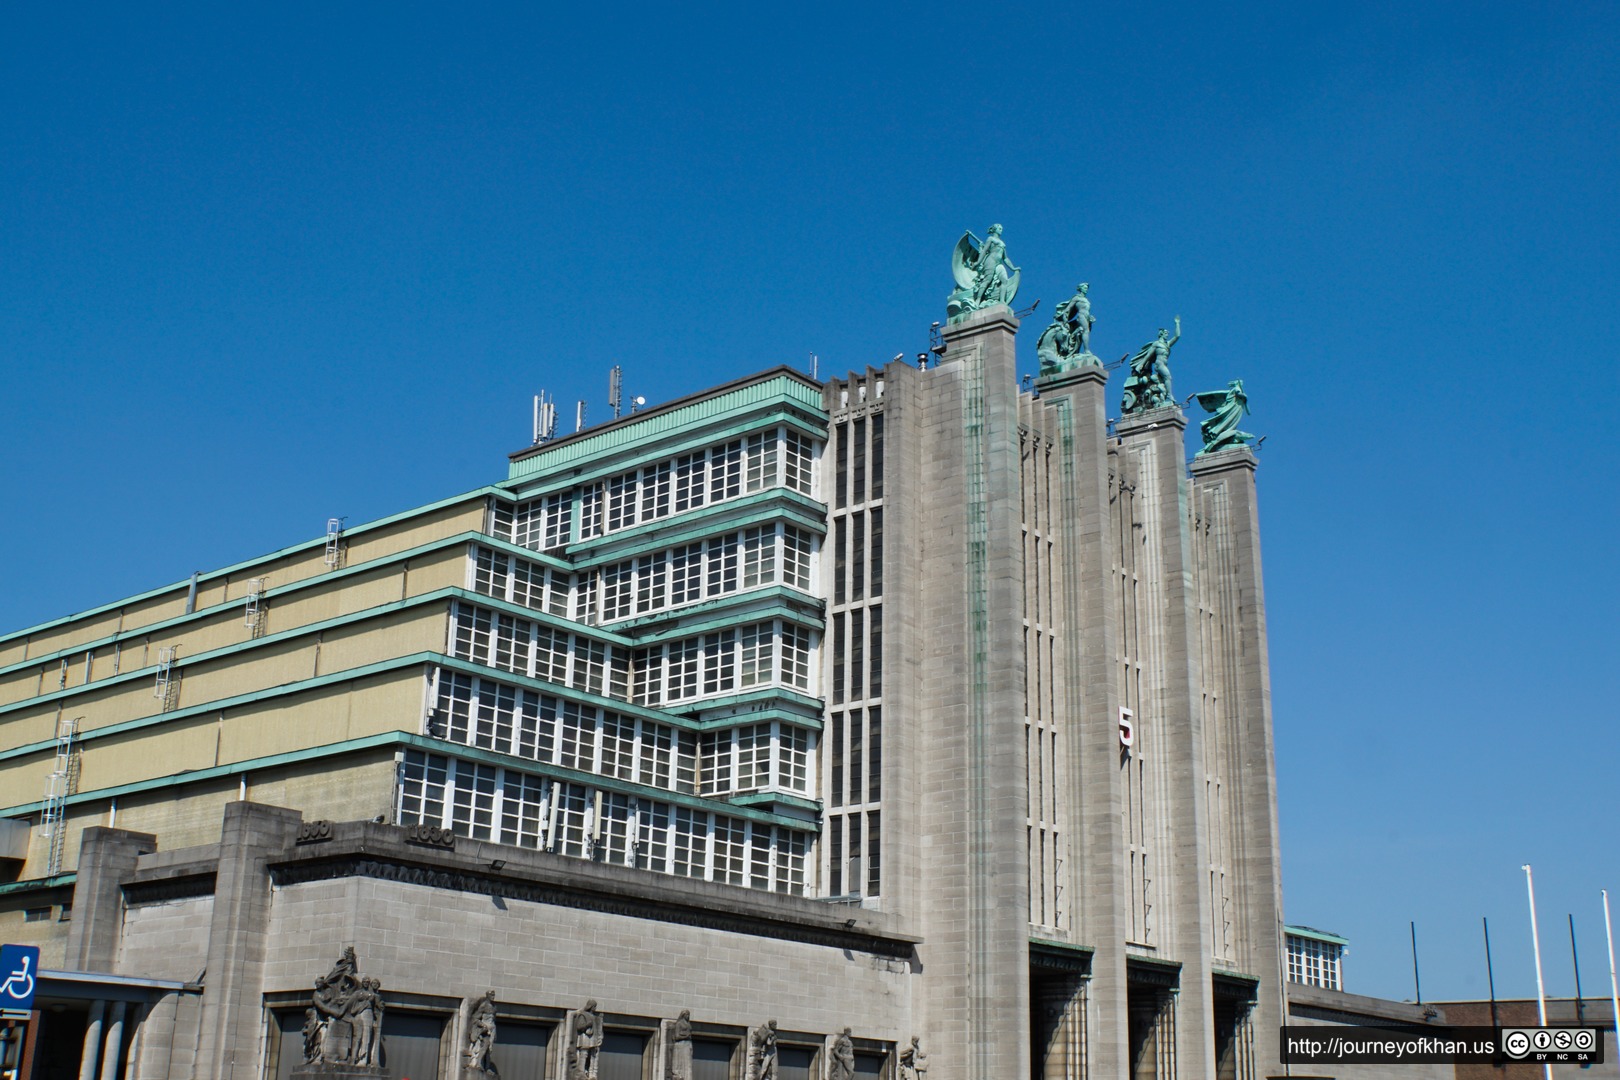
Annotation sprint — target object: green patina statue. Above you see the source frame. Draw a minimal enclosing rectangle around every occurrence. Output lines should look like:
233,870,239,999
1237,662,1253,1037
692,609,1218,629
1190,379,1256,456
1037,282,1101,375
1120,317,1180,414
947,224,1021,323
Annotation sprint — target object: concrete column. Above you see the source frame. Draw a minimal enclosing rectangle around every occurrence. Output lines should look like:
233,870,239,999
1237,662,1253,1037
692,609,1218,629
1039,363,1132,1080
78,999,105,1080
97,1000,126,1080
917,306,1031,1080
1115,408,1216,1080
192,801,302,1080
64,828,157,972
1188,448,1285,1079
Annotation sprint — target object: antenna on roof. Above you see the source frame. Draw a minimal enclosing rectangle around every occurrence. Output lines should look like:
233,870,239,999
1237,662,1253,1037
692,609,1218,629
532,391,557,444
575,401,588,433
810,353,819,380
609,365,623,419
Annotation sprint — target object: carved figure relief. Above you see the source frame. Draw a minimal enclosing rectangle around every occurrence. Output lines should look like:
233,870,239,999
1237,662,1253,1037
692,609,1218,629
746,1019,778,1080
899,1036,928,1080
668,1009,694,1080
303,946,386,1069
466,990,498,1074
569,999,604,1080
828,1028,856,1080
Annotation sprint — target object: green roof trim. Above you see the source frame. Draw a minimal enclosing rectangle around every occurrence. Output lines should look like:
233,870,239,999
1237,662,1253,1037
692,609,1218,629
1285,924,1350,946
1,731,407,816
625,598,822,646
563,493,828,565
507,368,825,483
0,488,499,647
0,873,77,897
506,411,827,500
398,733,818,831
1,729,817,833
0,532,487,680
0,653,437,763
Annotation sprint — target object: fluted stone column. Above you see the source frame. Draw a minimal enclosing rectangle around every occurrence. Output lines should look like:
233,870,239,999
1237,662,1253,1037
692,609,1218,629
1115,407,1216,1080
1038,362,1129,1080
97,1001,126,1080
917,305,1031,1080
77,999,105,1080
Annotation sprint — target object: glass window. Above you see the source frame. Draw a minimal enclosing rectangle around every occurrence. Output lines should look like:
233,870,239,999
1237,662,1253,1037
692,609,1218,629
783,431,815,495
741,525,775,589
710,440,743,501
674,451,707,513
745,429,779,493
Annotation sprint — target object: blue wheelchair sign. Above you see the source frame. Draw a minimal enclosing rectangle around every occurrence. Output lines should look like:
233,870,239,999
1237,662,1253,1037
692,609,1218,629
0,945,40,1011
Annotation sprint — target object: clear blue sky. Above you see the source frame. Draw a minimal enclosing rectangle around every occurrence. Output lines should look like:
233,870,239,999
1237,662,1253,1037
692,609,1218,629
3,2,1616,1003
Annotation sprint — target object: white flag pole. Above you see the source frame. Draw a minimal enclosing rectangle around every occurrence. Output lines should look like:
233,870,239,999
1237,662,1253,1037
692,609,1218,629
1603,891,1618,1066
1524,864,1551,1080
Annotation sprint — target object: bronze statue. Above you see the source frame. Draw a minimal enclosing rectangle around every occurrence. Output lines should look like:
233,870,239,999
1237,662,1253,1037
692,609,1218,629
1037,283,1100,374
947,225,1021,322
1122,317,1181,414
1189,379,1256,456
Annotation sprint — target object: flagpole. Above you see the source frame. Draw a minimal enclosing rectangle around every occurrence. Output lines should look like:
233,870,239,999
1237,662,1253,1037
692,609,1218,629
1524,865,1551,1080
1603,891,1619,1067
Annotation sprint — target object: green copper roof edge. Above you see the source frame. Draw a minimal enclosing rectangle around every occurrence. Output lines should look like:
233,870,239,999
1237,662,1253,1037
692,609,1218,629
0,533,489,679
624,599,823,646
429,654,689,731
0,488,500,647
448,590,634,647
1212,966,1262,982
683,687,825,716
1030,936,1096,955
2,731,408,816
430,657,821,734
506,409,828,496
0,589,464,719
1285,925,1349,946
685,706,823,733
0,654,439,763
506,369,825,481
564,498,829,567
398,733,817,831
0,873,77,897
604,585,824,637
727,792,821,816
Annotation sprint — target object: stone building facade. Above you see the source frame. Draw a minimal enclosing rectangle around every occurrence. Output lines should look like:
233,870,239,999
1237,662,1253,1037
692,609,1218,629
0,301,1284,1080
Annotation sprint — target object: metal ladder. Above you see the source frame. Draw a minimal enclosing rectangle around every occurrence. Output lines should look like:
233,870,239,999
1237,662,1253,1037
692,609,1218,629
41,717,80,876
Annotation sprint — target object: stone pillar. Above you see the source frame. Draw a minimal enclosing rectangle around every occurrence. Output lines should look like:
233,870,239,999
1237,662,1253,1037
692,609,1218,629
916,305,1031,1080
192,801,302,1080
64,828,156,972
1188,448,1285,1080
1114,408,1216,1080
77,999,105,1080
1039,363,1131,1080
97,1000,126,1080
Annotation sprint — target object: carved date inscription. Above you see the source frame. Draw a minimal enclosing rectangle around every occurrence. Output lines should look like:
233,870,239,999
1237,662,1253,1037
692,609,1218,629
403,823,455,848
296,820,334,844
